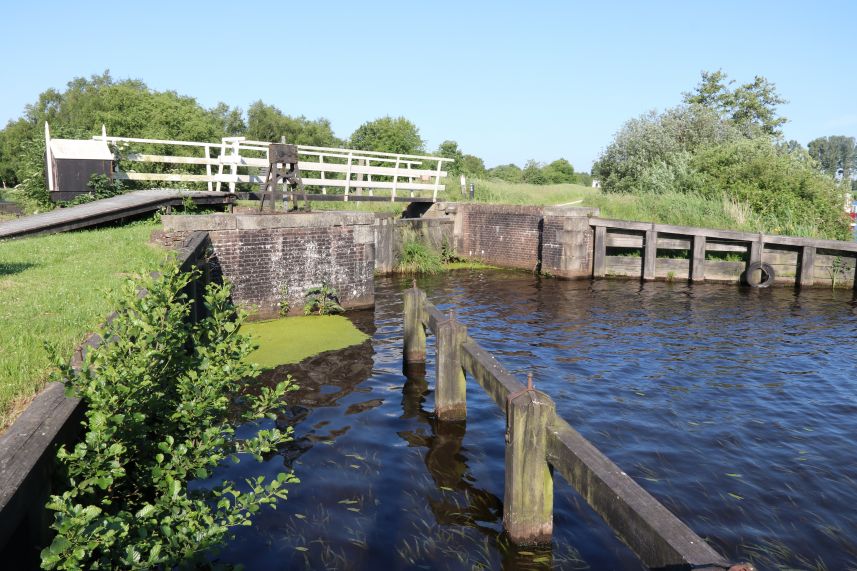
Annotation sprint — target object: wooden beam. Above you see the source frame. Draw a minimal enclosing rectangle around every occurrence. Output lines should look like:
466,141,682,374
800,245,816,287
691,235,706,282
403,287,427,363
547,418,731,569
505,388,555,545
434,313,467,421
459,340,525,409
593,226,607,278
643,229,657,281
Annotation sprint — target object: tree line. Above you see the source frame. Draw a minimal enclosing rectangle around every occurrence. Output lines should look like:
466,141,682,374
0,71,584,190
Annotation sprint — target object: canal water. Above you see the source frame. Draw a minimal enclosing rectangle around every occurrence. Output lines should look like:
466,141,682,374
219,270,857,570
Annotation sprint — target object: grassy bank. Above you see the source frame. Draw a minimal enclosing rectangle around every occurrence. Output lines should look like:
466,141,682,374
236,178,830,237
0,222,167,429
446,179,845,238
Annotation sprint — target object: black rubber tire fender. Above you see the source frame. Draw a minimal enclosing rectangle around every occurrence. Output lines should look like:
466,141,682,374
745,261,775,288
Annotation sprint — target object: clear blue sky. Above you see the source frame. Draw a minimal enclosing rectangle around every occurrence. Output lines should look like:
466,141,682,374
2,1,855,171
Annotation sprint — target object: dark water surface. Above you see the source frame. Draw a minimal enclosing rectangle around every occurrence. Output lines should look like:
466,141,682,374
220,271,857,570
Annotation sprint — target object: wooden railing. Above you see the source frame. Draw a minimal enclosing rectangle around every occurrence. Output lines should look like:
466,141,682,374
403,285,742,570
93,130,452,202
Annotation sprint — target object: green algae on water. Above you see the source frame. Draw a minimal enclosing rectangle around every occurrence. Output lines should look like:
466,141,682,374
241,315,368,369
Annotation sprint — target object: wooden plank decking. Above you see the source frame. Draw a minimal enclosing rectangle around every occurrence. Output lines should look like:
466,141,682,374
0,190,233,240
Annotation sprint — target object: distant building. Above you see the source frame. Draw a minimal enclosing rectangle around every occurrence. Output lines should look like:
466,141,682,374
591,179,601,188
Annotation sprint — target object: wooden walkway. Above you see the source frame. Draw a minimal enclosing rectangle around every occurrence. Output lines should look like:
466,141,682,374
0,191,233,240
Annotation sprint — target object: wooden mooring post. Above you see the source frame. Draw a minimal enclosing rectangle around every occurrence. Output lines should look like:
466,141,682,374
504,374,555,544
434,310,467,420
403,286,748,570
403,282,426,363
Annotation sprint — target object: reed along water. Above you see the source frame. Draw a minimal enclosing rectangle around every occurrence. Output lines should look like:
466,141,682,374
218,270,857,570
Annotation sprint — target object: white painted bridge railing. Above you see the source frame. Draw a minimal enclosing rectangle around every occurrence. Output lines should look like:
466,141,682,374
93,131,452,202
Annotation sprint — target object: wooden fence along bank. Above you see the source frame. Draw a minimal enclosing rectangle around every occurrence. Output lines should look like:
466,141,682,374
403,285,750,571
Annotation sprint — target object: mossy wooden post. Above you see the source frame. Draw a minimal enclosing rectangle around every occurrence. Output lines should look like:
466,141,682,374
403,285,426,364
435,311,467,420
800,245,816,288
504,386,555,545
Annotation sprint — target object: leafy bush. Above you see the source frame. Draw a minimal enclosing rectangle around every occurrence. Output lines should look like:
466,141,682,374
41,264,297,570
303,282,344,315
62,174,125,207
396,241,443,275
592,101,850,239
692,138,850,239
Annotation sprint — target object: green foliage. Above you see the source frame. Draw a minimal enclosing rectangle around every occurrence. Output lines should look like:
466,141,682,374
593,104,739,194
245,101,341,146
437,140,464,175
683,69,787,136
592,72,849,240
62,174,125,206
459,154,486,178
542,158,576,184
350,116,424,154
521,160,548,185
278,284,290,317
487,163,523,183
395,241,443,275
436,140,486,178
807,135,856,179
691,137,850,239
303,283,344,315
41,265,298,570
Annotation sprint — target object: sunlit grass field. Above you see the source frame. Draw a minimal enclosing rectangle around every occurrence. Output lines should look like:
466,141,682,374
0,222,167,429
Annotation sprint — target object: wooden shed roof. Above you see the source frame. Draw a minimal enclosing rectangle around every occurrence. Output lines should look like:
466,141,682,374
49,139,113,160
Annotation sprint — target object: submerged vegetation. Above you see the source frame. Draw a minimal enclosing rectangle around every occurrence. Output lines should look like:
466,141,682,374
42,264,297,570
0,222,165,430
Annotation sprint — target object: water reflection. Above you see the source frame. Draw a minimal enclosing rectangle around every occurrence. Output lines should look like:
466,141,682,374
220,270,857,570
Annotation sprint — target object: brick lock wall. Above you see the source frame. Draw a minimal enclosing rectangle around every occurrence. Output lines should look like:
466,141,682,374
457,204,546,271
156,214,375,319
455,204,596,278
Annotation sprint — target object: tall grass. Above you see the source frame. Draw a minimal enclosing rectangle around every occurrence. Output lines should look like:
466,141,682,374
395,241,443,275
437,179,596,206
0,222,167,429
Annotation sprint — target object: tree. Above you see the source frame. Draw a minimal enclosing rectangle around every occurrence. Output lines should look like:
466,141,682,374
210,102,246,137
521,160,548,185
807,136,856,180
437,140,464,175
487,163,523,183
543,158,576,184
459,154,486,178
683,70,787,137
350,116,424,155
592,104,738,194
0,71,240,189
245,101,341,146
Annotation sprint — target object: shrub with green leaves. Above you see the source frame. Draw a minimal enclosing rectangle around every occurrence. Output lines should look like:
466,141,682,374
41,264,298,570
302,282,344,316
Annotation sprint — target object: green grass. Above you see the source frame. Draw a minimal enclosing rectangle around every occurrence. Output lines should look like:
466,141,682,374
437,179,596,206
241,315,368,369
0,222,167,430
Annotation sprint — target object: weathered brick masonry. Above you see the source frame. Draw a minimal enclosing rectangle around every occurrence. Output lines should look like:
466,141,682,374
157,213,375,318
434,203,599,278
